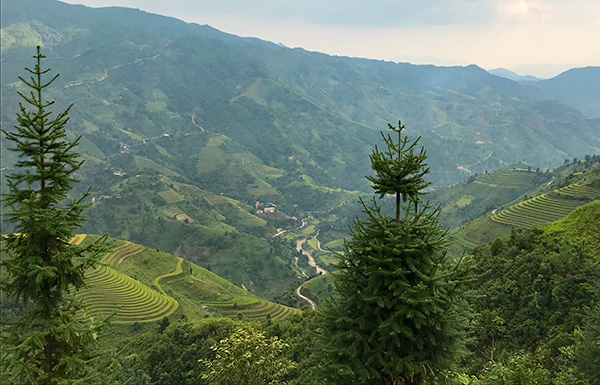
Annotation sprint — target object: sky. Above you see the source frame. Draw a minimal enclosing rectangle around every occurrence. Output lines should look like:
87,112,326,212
60,0,600,78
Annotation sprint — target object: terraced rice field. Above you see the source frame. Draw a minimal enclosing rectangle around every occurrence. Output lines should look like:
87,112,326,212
163,205,184,218
218,300,300,320
555,183,600,198
70,234,87,245
476,171,535,187
76,265,178,323
491,183,596,228
72,236,300,323
324,239,345,250
74,240,178,323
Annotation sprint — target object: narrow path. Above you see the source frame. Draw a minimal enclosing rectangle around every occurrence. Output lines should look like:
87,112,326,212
461,150,494,172
272,217,307,238
313,230,330,253
272,228,286,237
63,54,162,89
296,285,316,310
152,257,183,295
189,108,205,132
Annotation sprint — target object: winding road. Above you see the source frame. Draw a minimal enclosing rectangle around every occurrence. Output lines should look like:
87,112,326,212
296,285,316,310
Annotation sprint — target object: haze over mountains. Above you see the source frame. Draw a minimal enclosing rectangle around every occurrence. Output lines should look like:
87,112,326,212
2,0,599,187
2,2,600,383
1,0,600,296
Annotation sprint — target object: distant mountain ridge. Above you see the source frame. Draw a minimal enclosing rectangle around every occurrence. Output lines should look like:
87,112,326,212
2,0,600,290
533,66,600,118
487,68,541,82
2,0,599,190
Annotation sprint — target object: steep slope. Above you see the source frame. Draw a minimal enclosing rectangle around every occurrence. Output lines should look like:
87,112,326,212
78,172,301,300
467,200,600,379
532,67,600,118
428,162,552,228
73,235,300,322
448,160,600,254
2,0,599,194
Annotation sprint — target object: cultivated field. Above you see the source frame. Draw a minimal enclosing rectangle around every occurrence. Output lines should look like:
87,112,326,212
491,183,600,228
73,235,299,323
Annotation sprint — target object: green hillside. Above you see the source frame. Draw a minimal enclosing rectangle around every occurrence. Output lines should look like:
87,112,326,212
301,273,336,305
448,162,600,254
73,235,300,323
544,200,600,253
429,164,552,228
78,172,299,299
467,199,600,381
491,183,600,228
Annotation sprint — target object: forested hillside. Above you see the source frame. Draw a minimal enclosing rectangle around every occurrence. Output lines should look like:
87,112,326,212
2,0,600,193
1,1,600,384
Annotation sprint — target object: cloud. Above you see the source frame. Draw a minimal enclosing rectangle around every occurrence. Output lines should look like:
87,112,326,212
496,0,554,21
63,0,499,26
58,0,600,76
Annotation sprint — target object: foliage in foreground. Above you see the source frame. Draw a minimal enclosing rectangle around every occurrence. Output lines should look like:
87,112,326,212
317,122,472,385
467,202,600,384
0,47,112,384
200,325,295,385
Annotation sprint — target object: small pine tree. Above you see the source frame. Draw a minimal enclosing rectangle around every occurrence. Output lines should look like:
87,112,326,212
1,47,112,384
318,121,472,385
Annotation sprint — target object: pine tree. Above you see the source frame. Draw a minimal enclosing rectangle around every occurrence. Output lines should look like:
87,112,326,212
318,121,472,385
1,47,113,384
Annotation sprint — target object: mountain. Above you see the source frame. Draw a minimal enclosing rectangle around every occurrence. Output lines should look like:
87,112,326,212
487,68,541,82
532,67,600,118
2,0,600,299
2,0,599,191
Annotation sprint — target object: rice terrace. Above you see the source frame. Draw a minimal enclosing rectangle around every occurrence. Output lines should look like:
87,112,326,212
491,183,600,228
71,235,299,323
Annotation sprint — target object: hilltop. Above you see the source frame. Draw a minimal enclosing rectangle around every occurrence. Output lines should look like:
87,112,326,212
2,0,600,194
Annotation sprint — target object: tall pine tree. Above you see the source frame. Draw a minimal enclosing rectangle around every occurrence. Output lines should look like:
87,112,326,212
1,47,112,384
318,121,472,385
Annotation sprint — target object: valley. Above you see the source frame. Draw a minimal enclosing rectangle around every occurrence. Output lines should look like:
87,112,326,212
1,1,600,384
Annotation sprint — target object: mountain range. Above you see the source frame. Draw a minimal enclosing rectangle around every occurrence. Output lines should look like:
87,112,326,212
1,0,600,299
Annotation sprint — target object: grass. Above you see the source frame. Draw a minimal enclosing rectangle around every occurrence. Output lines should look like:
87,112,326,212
448,217,513,255
73,235,301,322
307,238,319,251
302,225,316,235
133,156,179,177
324,239,345,251
456,195,475,208
197,145,225,173
301,273,336,304
158,189,184,203
145,100,167,112
163,206,184,218
491,190,589,228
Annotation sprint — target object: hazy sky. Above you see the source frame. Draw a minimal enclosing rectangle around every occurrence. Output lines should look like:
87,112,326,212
60,0,600,78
